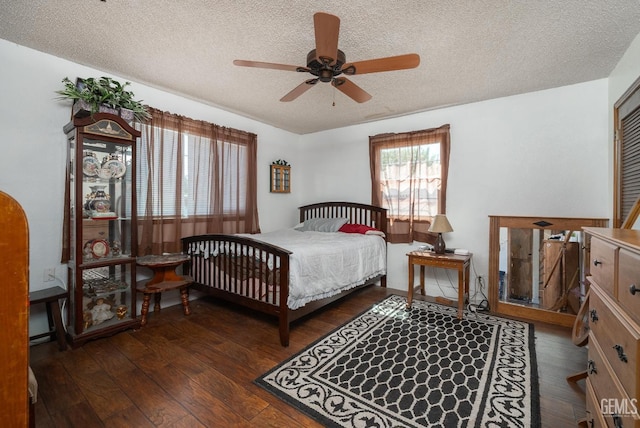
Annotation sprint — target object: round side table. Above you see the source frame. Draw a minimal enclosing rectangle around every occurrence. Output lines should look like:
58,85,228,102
136,254,192,326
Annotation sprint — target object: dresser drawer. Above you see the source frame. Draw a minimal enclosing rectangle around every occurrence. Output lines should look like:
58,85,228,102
587,345,640,428
586,379,609,428
588,334,629,407
590,286,640,399
619,249,640,326
590,237,617,297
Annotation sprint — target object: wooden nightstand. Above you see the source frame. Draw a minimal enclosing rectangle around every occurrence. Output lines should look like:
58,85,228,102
406,251,472,319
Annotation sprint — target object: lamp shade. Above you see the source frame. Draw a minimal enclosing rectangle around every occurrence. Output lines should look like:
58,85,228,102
428,214,453,233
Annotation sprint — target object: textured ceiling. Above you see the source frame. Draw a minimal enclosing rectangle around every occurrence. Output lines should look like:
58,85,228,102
1,0,640,134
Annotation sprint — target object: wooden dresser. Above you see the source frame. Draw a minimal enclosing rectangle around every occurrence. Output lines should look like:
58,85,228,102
584,227,640,427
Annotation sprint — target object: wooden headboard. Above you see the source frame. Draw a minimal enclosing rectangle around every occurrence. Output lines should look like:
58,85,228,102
299,202,387,238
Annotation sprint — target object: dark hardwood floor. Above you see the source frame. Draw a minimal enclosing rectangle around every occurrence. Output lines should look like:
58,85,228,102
30,286,587,427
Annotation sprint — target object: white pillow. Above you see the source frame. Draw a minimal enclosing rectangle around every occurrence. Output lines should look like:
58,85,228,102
295,217,349,232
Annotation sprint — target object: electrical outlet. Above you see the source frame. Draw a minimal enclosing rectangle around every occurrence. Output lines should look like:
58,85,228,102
44,268,56,282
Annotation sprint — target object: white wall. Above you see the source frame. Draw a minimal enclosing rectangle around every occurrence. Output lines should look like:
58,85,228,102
0,39,301,335
609,32,640,118
298,80,611,301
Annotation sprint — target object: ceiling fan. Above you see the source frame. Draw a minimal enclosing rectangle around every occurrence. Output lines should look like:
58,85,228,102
233,12,420,103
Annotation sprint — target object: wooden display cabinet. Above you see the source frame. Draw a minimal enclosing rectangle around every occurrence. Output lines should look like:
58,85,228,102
270,164,291,193
63,113,141,346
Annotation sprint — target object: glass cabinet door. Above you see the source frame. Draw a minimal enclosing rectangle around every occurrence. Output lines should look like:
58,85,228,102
64,113,141,346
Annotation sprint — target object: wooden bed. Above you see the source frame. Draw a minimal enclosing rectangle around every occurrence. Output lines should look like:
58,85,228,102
181,202,387,346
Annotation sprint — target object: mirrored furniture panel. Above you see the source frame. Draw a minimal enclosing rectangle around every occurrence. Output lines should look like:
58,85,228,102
488,215,608,327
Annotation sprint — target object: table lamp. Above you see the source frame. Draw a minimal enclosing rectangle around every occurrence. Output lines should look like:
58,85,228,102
428,214,453,254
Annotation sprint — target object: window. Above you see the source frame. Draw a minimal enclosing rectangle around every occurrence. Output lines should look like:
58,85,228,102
136,108,260,255
369,124,450,243
379,142,441,218
138,131,248,217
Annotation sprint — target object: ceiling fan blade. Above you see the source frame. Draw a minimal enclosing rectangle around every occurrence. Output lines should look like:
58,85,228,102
342,53,420,75
332,77,372,103
234,60,309,73
314,12,340,65
280,79,319,102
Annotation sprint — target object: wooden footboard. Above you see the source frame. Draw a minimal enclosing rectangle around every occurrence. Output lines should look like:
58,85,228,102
182,202,387,346
182,235,290,310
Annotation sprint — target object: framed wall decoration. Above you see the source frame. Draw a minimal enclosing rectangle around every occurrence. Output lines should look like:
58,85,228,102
270,160,291,193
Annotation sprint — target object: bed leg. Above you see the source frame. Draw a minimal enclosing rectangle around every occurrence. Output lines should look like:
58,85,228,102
381,275,387,288
279,316,290,347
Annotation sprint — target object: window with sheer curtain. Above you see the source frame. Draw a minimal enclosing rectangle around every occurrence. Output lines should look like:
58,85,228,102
135,107,260,255
369,124,450,244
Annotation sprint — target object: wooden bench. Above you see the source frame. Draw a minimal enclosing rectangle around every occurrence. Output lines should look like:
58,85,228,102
29,286,68,351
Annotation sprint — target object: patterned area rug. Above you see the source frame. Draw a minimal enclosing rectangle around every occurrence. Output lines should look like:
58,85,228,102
255,295,539,427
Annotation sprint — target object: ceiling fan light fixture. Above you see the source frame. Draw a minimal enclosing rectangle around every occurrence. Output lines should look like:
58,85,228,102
233,12,419,103
319,69,334,82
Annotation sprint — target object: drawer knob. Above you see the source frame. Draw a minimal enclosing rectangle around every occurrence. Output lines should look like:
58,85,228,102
613,413,623,428
587,359,597,374
589,309,599,322
631,284,639,295
613,344,628,363
593,259,602,266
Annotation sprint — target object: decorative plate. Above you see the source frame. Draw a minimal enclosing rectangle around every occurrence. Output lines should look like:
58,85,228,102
103,159,126,178
97,167,113,180
89,239,110,258
82,156,100,176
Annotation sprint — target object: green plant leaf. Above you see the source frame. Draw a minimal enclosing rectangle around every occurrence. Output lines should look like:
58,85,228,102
56,75,151,122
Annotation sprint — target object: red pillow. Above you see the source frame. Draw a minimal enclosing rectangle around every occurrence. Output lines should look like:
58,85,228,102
339,223,379,234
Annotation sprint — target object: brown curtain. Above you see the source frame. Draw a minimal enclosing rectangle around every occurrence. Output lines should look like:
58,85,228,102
369,124,450,244
136,107,260,255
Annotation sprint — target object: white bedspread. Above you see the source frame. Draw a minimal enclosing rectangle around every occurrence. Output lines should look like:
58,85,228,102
241,229,386,310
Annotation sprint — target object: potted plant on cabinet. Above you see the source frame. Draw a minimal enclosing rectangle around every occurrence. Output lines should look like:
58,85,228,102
56,76,151,122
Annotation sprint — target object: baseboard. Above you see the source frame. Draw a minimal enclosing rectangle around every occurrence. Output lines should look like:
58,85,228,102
435,296,454,306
